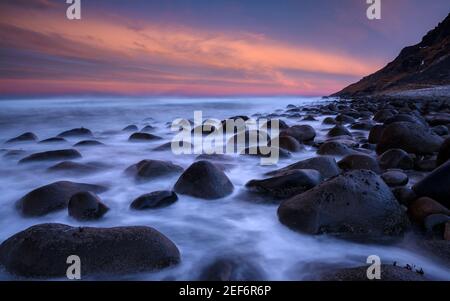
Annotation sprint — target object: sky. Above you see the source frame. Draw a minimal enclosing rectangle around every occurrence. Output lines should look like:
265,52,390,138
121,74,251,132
0,0,449,97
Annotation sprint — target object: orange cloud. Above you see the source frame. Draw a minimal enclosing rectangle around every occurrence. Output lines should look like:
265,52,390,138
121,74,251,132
0,4,382,96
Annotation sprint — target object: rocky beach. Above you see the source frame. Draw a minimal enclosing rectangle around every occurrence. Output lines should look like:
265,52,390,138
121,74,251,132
0,95,449,281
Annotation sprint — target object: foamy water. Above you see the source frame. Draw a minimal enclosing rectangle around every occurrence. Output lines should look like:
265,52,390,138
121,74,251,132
0,96,448,280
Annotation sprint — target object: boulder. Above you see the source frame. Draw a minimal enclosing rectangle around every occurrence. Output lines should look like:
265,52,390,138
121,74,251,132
378,149,414,170
412,161,450,207
39,137,66,144
198,256,265,281
328,125,351,137
381,170,409,187
376,122,443,155
277,136,304,152
6,132,37,143
368,125,385,144
47,161,107,175
125,160,183,181
280,125,316,143
317,141,358,156
277,170,409,242
266,156,340,179
128,132,162,141
68,192,109,220
245,170,322,199
174,160,234,200
130,191,178,210
338,154,381,173
122,125,138,132
392,187,417,207
19,149,81,163
17,181,107,217
437,138,450,166
0,223,180,277
58,127,93,138
73,140,104,147
408,197,450,225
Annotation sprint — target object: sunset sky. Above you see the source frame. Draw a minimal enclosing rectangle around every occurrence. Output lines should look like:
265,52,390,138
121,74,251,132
0,0,449,97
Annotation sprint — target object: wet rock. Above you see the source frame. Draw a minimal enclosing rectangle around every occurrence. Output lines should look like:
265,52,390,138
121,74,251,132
322,117,337,125
368,125,385,144
412,161,450,207
240,146,291,159
73,140,104,147
381,170,409,187
424,214,450,236
246,170,322,199
126,160,184,181
384,114,426,126
19,149,81,163
130,191,178,210
141,125,156,132
0,223,180,277
414,158,436,171
373,109,397,122
437,137,450,166
277,170,409,242
68,192,109,220
276,135,304,152
227,130,271,149
408,197,450,225
335,114,355,124
266,156,340,179
327,125,351,137
317,141,358,156
378,149,414,170
302,115,317,121
174,160,234,200
432,125,449,136
319,265,426,281
39,137,66,144
392,187,417,207
261,119,289,130
122,125,138,132
17,181,108,217
198,256,265,281
376,122,443,155
153,141,193,152
47,161,107,175
3,150,26,158
280,125,316,143
350,121,374,131
58,127,93,138
128,132,162,141
338,154,381,173
6,132,38,143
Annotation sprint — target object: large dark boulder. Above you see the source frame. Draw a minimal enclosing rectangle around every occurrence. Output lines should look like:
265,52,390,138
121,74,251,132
278,170,409,242
368,125,384,144
378,149,414,170
338,154,381,173
327,125,351,137
0,223,180,277
130,191,178,210
437,137,450,166
245,170,322,199
280,125,316,143
408,197,450,225
277,136,304,152
266,156,340,179
58,127,93,138
19,149,81,163
6,132,38,143
412,161,450,208
376,122,443,155
317,141,358,156
47,161,107,175
198,256,265,281
17,181,107,217
174,160,234,200
128,132,162,141
125,160,183,181
68,192,109,220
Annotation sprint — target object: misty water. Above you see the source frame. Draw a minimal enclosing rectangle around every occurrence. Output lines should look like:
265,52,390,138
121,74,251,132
0,97,448,280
